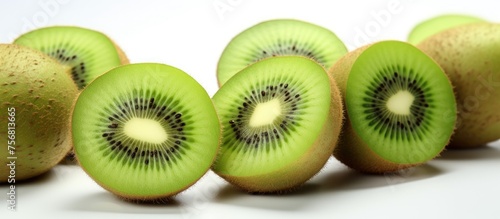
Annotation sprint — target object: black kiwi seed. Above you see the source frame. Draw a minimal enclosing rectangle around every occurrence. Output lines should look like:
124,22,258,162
100,93,188,165
363,70,429,137
48,48,89,89
227,83,302,148
253,43,319,63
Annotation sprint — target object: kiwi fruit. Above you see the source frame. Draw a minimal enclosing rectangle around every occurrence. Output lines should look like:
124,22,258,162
216,19,347,86
212,56,343,193
328,40,456,173
407,14,485,45
0,44,78,182
14,26,129,90
417,23,500,148
72,63,220,201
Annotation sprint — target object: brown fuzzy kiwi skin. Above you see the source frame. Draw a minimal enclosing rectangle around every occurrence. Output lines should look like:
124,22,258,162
12,26,130,164
71,73,222,201
215,64,344,193
417,23,500,148
328,44,412,173
0,44,78,182
111,40,130,65
328,42,452,174
334,117,417,174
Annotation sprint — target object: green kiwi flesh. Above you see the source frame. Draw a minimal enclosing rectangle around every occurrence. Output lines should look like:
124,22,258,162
72,63,220,200
417,23,500,148
14,26,129,90
407,14,485,45
329,41,456,173
0,44,78,182
217,19,348,86
212,56,343,192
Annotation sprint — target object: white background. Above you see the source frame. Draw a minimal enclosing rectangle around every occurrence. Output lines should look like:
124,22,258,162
1,0,500,218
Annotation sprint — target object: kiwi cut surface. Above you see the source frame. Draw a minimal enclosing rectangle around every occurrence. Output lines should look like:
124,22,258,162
217,19,347,86
407,14,485,45
329,41,456,173
0,44,78,182
72,63,220,200
212,56,343,192
14,26,128,90
417,23,500,148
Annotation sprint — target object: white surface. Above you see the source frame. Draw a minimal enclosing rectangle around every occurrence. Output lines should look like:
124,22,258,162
1,0,500,218
2,142,500,219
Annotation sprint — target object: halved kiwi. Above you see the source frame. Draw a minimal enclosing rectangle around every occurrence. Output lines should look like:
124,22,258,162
14,26,129,90
407,14,485,45
329,40,456,173
216,19,347,86
72,63,220,201
0,44,78,182
212,56,343,193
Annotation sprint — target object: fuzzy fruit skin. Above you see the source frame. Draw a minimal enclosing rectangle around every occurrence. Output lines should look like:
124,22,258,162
418,23,500,148
217,73,344,193
328,44,416,173
0,44,78,182
333,117,417,174
111,41,130,65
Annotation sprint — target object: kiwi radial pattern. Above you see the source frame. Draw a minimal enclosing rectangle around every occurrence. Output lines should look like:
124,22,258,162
217,19,347,86
0,44,78,182
329,41,456,173
14,26,129,90
212,56,343,193
418,23,500,148
72,63,220,200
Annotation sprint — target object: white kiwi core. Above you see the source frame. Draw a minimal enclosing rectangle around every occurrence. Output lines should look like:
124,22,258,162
124,118,168,144
249,99,282,127
386,90,415,115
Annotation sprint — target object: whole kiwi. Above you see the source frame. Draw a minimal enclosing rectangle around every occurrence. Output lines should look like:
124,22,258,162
417,23,500,148
0,44,78,182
